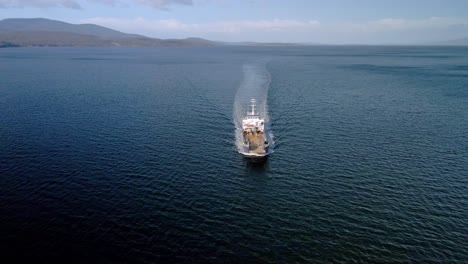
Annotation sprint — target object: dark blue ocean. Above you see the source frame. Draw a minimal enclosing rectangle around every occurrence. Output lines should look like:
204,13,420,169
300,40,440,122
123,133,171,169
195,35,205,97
0,46,467,263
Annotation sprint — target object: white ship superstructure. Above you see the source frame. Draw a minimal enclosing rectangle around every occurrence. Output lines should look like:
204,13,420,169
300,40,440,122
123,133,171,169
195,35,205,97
241,99,270,157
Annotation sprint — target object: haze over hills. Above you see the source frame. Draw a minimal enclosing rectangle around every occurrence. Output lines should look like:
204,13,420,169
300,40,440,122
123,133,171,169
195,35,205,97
0,18,218,47
428,37,468,46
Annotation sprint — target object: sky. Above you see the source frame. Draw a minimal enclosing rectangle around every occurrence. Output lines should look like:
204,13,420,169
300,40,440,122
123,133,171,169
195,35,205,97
1,0,468,44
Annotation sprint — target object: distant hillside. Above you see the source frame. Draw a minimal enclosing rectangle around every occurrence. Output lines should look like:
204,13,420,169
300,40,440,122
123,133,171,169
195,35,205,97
0,18,144,39
0,18,217,47
229,41,304,46
0,31,109,47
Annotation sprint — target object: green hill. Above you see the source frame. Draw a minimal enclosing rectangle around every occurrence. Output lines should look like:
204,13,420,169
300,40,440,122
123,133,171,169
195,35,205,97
0,18,217,47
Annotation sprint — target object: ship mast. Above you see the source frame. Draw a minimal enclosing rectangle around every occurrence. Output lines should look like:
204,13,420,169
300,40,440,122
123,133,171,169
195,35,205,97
250,99,256,115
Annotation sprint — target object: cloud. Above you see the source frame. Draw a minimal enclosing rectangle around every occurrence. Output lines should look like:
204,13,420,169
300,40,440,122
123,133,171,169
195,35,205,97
135,0,192,9
81,17,320,34
89,0,193,9
343,17,468,32
88,0,120,6
77,16,468,43
216,19,319,33
0,0,192,9
0,0,81,9
325,17,468,43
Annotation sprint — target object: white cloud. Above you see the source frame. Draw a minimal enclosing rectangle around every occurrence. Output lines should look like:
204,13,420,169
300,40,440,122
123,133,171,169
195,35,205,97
89,0,194,9
0,0,81,9
216,19,319,32
0,0,193,9
88,0,121,6
343,17,468,32
80,16,468,43
135,0,192,9
324,17,468,43
81,17,320,34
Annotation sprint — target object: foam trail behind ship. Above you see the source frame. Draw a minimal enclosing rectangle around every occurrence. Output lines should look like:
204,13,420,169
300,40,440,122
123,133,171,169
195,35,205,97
233,61,274,155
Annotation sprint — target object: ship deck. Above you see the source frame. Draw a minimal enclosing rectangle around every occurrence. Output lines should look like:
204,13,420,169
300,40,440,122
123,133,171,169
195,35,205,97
244,133,267,155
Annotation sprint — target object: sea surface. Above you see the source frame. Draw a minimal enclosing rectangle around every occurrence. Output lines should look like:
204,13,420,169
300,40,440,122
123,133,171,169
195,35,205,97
0,46,467,263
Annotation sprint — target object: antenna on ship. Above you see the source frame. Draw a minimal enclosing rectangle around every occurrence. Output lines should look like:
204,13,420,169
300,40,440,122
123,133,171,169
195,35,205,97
250,99,256,115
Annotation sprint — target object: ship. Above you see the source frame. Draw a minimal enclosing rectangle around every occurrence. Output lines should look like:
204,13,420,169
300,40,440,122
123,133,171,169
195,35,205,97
241,99,270,157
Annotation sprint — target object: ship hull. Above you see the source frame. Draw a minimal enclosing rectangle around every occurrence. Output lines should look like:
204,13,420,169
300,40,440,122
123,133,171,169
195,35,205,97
242,151,269,158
